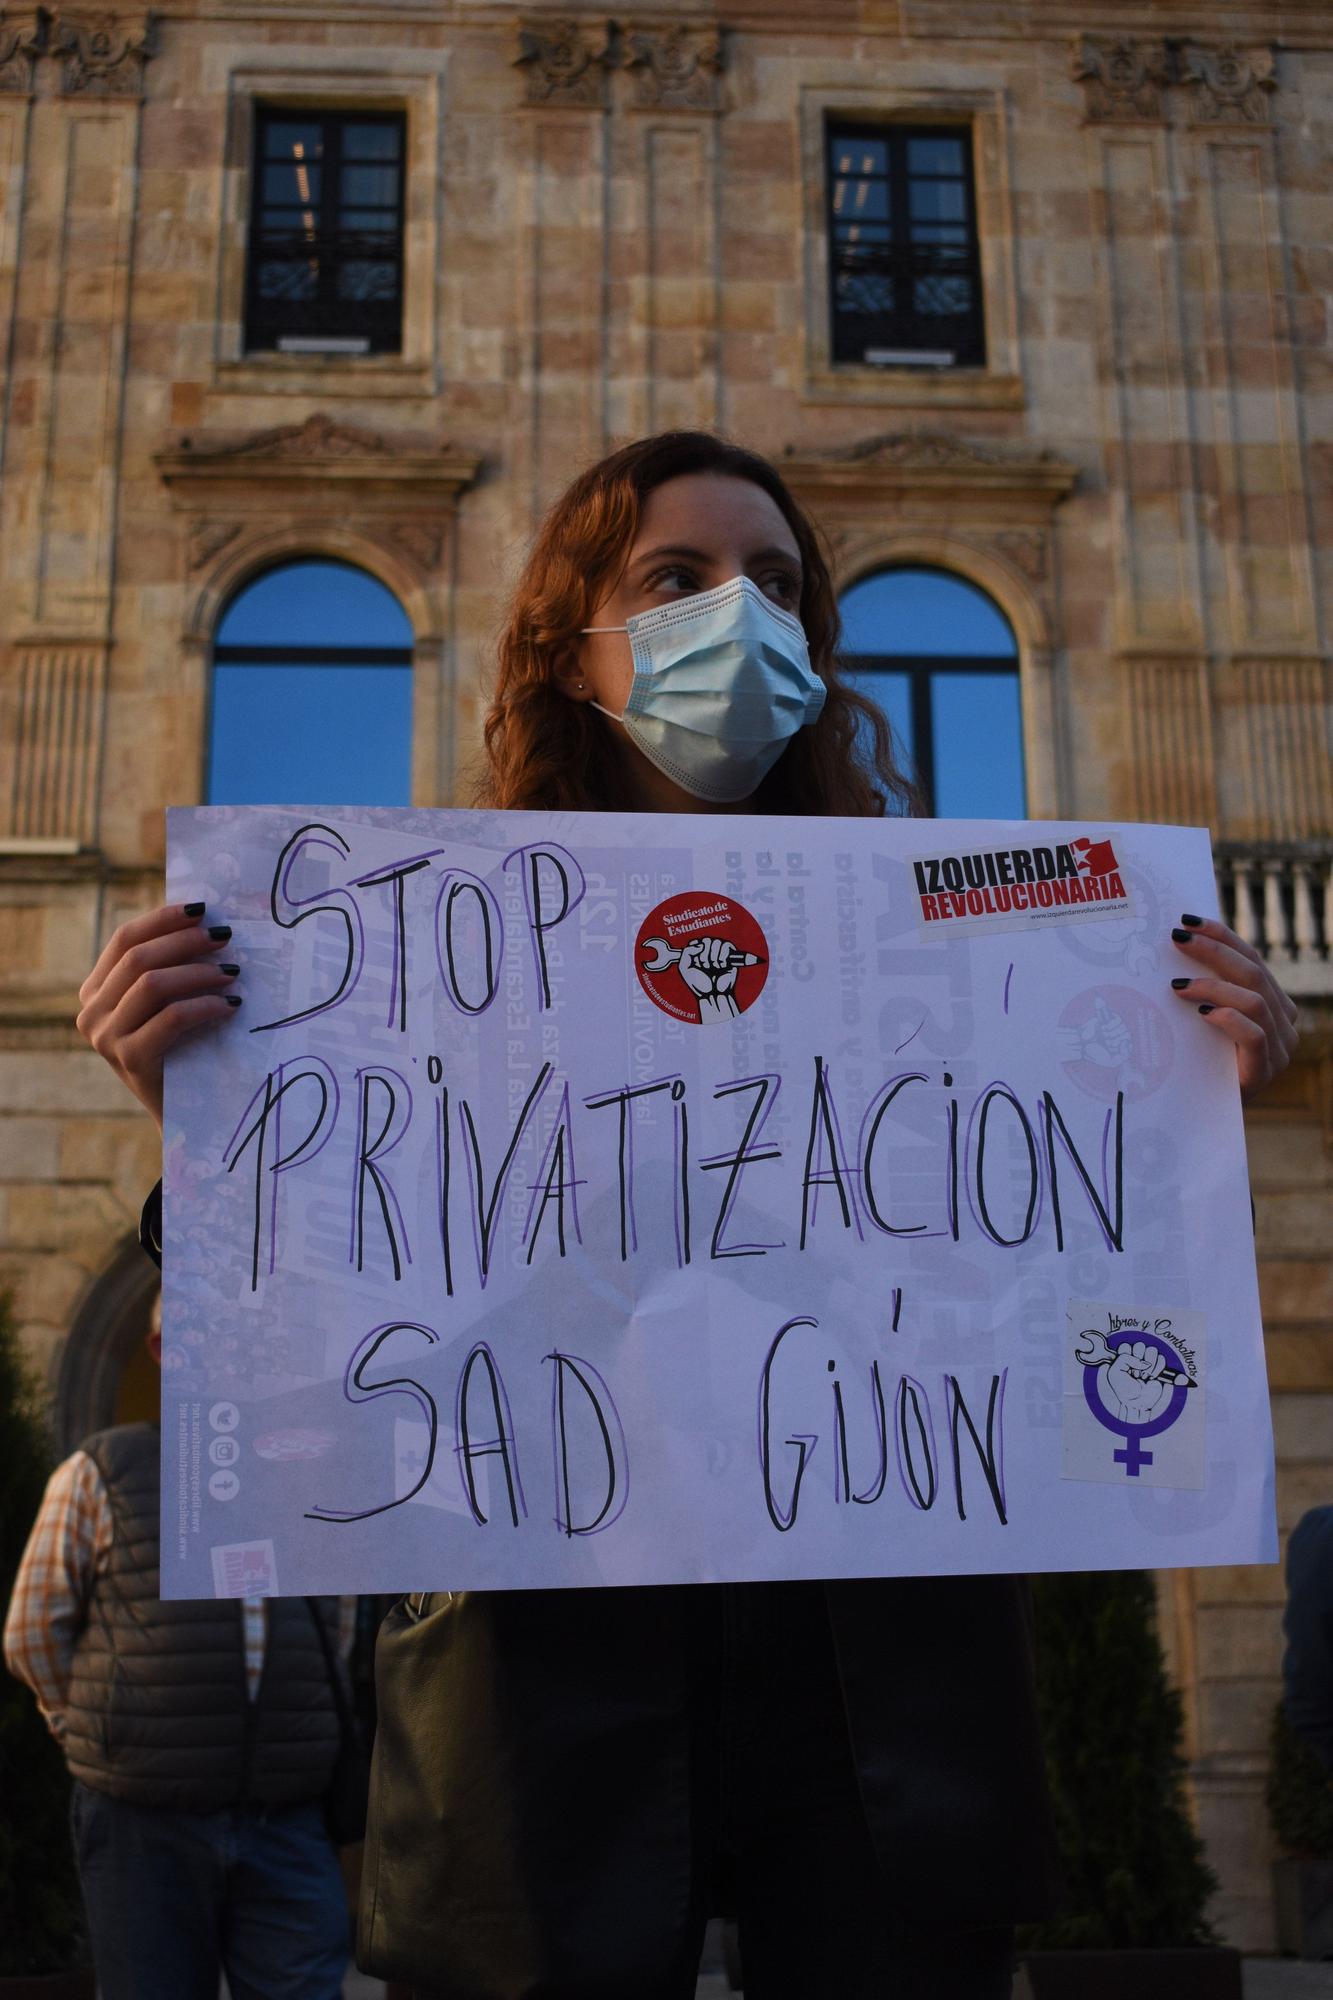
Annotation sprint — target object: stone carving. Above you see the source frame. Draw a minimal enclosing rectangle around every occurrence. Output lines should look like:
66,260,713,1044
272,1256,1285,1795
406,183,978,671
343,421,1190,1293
381,520,443,573
177,413,396,464
792,431,1063,474
624,23,724,111
1179,43,1277,125
187,521,241,572
53,10,155,96
0,9,46,93
1070,36,1171,122
512,17,614,108
993,530,1048,582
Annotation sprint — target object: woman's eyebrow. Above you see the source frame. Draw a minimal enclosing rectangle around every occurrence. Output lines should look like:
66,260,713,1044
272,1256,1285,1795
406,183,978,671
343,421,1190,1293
630,542,802,573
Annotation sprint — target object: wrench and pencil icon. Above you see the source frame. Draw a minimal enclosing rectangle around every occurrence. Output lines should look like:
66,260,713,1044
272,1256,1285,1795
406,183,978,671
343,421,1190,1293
640,936,765,975
1074,1328,1196,1387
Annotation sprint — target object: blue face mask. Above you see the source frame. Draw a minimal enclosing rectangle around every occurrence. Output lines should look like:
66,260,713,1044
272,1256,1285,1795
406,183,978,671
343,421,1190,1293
581,574,827,804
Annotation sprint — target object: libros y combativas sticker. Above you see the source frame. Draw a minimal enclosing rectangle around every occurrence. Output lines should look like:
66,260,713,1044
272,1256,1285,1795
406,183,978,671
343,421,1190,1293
911,833,1133,937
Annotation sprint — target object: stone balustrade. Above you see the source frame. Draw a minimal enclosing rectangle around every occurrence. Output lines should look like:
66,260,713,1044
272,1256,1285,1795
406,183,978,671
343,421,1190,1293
1214,842,1333,998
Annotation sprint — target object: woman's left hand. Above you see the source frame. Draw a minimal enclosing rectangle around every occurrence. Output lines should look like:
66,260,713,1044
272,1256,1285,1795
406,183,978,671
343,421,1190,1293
1168,914,1299,1099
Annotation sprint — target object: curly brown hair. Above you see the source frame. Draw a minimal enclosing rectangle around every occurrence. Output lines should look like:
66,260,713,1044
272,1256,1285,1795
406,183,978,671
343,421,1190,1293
480,431,916,818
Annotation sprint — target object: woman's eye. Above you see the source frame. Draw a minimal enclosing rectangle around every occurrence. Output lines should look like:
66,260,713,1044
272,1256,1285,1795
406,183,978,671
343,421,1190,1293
763,572,801,605
645,565,700,594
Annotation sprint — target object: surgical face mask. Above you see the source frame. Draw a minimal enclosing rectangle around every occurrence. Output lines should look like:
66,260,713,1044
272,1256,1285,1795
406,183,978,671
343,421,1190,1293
581,574,826,804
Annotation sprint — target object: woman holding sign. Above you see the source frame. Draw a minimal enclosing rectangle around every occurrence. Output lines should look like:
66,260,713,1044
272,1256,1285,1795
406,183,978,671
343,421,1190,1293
79,431,1299,1998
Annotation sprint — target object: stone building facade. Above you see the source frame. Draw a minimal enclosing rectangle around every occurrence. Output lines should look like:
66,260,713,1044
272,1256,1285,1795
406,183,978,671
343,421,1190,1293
0,0,1329,1951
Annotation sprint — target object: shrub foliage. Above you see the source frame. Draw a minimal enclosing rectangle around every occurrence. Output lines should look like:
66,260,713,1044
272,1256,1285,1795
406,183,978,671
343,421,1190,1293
1021,1569,1218,1950
0,1292,85,1974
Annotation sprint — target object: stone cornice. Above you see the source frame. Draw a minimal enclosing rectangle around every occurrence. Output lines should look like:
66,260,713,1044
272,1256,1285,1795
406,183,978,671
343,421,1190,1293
155,413,483,509
781,432,1079,503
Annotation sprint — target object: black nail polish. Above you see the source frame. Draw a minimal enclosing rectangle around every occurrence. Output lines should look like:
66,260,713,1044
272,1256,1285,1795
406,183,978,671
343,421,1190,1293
184,901,205,919
1198,1003,1215,1015
225,994,243,1008
208,925,232,941
1181,913,1204,928
1171,928,1194,944
219,963,240,977
1171,977,1191,990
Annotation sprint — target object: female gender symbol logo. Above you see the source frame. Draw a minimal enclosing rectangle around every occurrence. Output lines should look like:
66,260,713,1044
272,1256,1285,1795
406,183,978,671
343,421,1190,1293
1078,1327,1192,1479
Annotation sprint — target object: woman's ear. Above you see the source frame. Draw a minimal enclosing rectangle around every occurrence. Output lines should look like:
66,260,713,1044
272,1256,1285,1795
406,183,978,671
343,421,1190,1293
552,645,595,703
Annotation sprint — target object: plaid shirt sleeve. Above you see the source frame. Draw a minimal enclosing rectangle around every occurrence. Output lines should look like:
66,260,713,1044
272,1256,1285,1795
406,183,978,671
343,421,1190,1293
2,1451,112,1744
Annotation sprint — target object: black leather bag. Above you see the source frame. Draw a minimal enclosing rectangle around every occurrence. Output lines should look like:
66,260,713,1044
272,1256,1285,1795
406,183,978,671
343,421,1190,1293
306,1596,371,1847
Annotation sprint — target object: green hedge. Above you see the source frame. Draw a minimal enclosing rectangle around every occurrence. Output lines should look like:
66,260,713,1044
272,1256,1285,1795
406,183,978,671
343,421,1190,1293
1267,1700,1333,1860
1020,1570,1218,1950
0,1292,86,1975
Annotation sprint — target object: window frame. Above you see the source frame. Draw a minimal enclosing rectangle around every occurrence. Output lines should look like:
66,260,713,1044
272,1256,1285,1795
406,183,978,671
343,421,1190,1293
244,105,408,358
205,560,416,808
839,651,1024,817
825,119,986,372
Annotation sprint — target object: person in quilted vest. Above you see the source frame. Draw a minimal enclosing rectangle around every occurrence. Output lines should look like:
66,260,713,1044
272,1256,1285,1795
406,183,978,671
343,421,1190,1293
3,1297,353,2000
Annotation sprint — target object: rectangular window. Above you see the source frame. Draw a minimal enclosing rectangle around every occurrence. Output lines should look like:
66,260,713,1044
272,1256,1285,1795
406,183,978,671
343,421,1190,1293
245,108,406,356
826,122,985,370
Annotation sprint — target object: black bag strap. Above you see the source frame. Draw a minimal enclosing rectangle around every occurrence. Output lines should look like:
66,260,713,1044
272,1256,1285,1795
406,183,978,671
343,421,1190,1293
305,1596,354,1736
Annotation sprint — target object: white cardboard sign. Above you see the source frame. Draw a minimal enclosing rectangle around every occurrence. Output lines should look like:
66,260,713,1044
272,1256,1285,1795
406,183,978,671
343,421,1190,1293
160,806,1276,1598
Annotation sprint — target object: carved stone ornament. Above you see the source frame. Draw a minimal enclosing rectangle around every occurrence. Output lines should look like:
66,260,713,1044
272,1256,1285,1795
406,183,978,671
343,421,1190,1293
993,529,1048,582
177,412,399,465
380,520,444,574
0,8,45,93
782,431,1079,502
1070,36,1171,122
1179,43,1277,124
187,520,241,573
53,10,155,96
624,23,724,112
156,412,483,515
512,17,614,108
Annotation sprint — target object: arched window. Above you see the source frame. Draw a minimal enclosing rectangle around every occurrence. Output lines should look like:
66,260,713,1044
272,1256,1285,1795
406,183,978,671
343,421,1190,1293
838,566,1024,817
207,558,414,805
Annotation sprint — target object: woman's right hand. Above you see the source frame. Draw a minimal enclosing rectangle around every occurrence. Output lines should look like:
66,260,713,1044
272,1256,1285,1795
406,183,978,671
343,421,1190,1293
76,903,241,1132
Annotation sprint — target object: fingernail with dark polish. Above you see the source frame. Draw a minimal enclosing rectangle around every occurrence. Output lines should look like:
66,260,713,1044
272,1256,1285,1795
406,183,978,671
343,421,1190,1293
184,901,205,919
1181,913,1204,928
225,994,243,1008
208,925,232,941
219,963,240,977
1171,977,1191,990
1171,927,1194,943
1198,1003,1215,1015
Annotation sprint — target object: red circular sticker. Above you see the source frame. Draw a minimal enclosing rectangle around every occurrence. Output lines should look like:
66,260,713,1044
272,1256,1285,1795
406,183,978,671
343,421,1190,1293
635,892,769,1025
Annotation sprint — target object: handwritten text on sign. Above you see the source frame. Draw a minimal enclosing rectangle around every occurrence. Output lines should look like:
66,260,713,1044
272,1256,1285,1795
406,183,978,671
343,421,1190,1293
161,808,1275,1598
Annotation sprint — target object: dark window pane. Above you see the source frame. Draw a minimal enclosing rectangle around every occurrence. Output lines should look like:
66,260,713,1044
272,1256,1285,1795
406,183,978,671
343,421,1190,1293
256,261,318,302
340,164,399,207
836,272,894,314
908,136,963,175
338,210,398,236
343,124,401,160
265,122,324,159
914,274,973,316
831,138,887,177
337,261,399,302
262,162,321,208
909,179,966,222
831,176,889,222
930,673,1025,818
908,225,969,248
218,560,413,648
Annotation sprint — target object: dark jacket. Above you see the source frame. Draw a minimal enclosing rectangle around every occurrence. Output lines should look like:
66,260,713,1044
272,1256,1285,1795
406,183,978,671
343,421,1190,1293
64,1421,341,1811
359,1576,1059,1995
1283,1504,1333,1774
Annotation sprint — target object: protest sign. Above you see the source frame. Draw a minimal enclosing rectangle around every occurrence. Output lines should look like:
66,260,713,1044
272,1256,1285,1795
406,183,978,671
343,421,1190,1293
161,806,1276,1599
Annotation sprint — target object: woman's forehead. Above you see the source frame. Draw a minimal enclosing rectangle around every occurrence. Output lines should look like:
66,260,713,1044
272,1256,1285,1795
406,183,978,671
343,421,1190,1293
633,472,800,559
